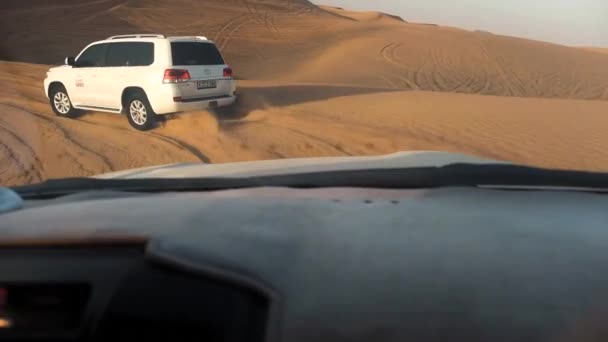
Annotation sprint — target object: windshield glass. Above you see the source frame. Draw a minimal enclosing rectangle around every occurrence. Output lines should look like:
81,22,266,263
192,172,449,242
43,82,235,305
1,0,607,187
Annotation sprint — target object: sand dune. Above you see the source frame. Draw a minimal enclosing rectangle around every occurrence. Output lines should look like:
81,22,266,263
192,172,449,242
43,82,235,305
1,0,608,185
319,5,406,23
2,60,608,186
2,0,608,99
583,48,608,55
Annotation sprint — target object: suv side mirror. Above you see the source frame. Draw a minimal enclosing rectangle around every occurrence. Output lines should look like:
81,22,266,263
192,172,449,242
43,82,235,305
65,57,75,66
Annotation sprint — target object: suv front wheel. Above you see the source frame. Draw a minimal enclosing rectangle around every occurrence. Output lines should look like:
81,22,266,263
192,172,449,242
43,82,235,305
50,85,77,118
125,92,156,131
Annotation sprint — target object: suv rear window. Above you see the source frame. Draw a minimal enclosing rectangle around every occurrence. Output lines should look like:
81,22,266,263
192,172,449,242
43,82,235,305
106,42,154,67
171,42,225,66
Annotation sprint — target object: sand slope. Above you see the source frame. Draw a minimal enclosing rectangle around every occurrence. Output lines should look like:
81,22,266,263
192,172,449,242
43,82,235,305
319,5,406,23
583,47,608,55
3,0,608,99
1,0,608,185
3,61,608,186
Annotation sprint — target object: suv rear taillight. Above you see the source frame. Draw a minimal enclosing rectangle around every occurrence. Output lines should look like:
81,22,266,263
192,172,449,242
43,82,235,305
163,69,191,83
223,67,233,78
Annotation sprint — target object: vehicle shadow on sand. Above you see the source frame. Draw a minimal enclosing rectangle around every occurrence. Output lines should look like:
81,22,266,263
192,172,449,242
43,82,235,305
209,84,399,121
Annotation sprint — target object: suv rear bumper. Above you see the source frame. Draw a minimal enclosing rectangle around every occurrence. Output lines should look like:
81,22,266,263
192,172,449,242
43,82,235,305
155,94,236,115
149,80,237,114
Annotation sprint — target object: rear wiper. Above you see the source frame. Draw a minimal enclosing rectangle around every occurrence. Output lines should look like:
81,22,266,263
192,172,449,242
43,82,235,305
10,163,608,199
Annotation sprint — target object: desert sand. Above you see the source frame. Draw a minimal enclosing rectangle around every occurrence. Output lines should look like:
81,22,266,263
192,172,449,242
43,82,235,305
1,0,608,186
583,48,608,55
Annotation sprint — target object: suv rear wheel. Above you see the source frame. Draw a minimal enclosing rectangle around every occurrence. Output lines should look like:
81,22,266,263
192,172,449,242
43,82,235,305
125,92,156,131
49,85,77,118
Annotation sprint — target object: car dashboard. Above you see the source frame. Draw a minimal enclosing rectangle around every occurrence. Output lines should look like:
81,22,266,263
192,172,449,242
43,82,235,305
0,245,269,342
0,186,607,342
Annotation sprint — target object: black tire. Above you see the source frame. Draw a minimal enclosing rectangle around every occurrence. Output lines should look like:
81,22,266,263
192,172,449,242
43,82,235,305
49,85,77,118
125,91,156,131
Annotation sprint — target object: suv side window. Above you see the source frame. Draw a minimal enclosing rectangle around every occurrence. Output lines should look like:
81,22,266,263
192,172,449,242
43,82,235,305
75,43,109,67
106,42,154,67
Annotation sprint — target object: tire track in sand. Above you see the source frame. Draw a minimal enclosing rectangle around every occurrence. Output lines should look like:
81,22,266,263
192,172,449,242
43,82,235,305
0,127,43,183
0,122,44,183
379,43,419,90
250,120,353,156
3,101,209,179
0,103,113,174
475,37,519,96
74,116,211,163
218,14,259,51
244,0,280,35
213,13,250,48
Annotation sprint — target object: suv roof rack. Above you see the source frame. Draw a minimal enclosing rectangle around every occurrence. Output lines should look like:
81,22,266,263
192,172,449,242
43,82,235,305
107,34,165,40
167,36,209,41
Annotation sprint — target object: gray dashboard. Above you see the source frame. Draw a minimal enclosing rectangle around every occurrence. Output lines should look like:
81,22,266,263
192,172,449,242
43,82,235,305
1,186,608,341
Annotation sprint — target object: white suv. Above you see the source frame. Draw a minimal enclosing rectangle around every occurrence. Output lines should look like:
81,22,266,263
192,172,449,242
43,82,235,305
43,34,237,130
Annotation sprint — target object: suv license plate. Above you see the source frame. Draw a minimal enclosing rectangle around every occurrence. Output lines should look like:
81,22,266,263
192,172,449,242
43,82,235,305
197,80,217,89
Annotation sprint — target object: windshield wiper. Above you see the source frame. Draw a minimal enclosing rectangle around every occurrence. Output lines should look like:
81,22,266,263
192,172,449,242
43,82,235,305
10,163,608,199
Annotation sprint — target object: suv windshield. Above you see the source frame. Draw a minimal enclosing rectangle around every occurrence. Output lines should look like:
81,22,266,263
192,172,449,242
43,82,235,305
1,0,607,187
171,42,225,66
